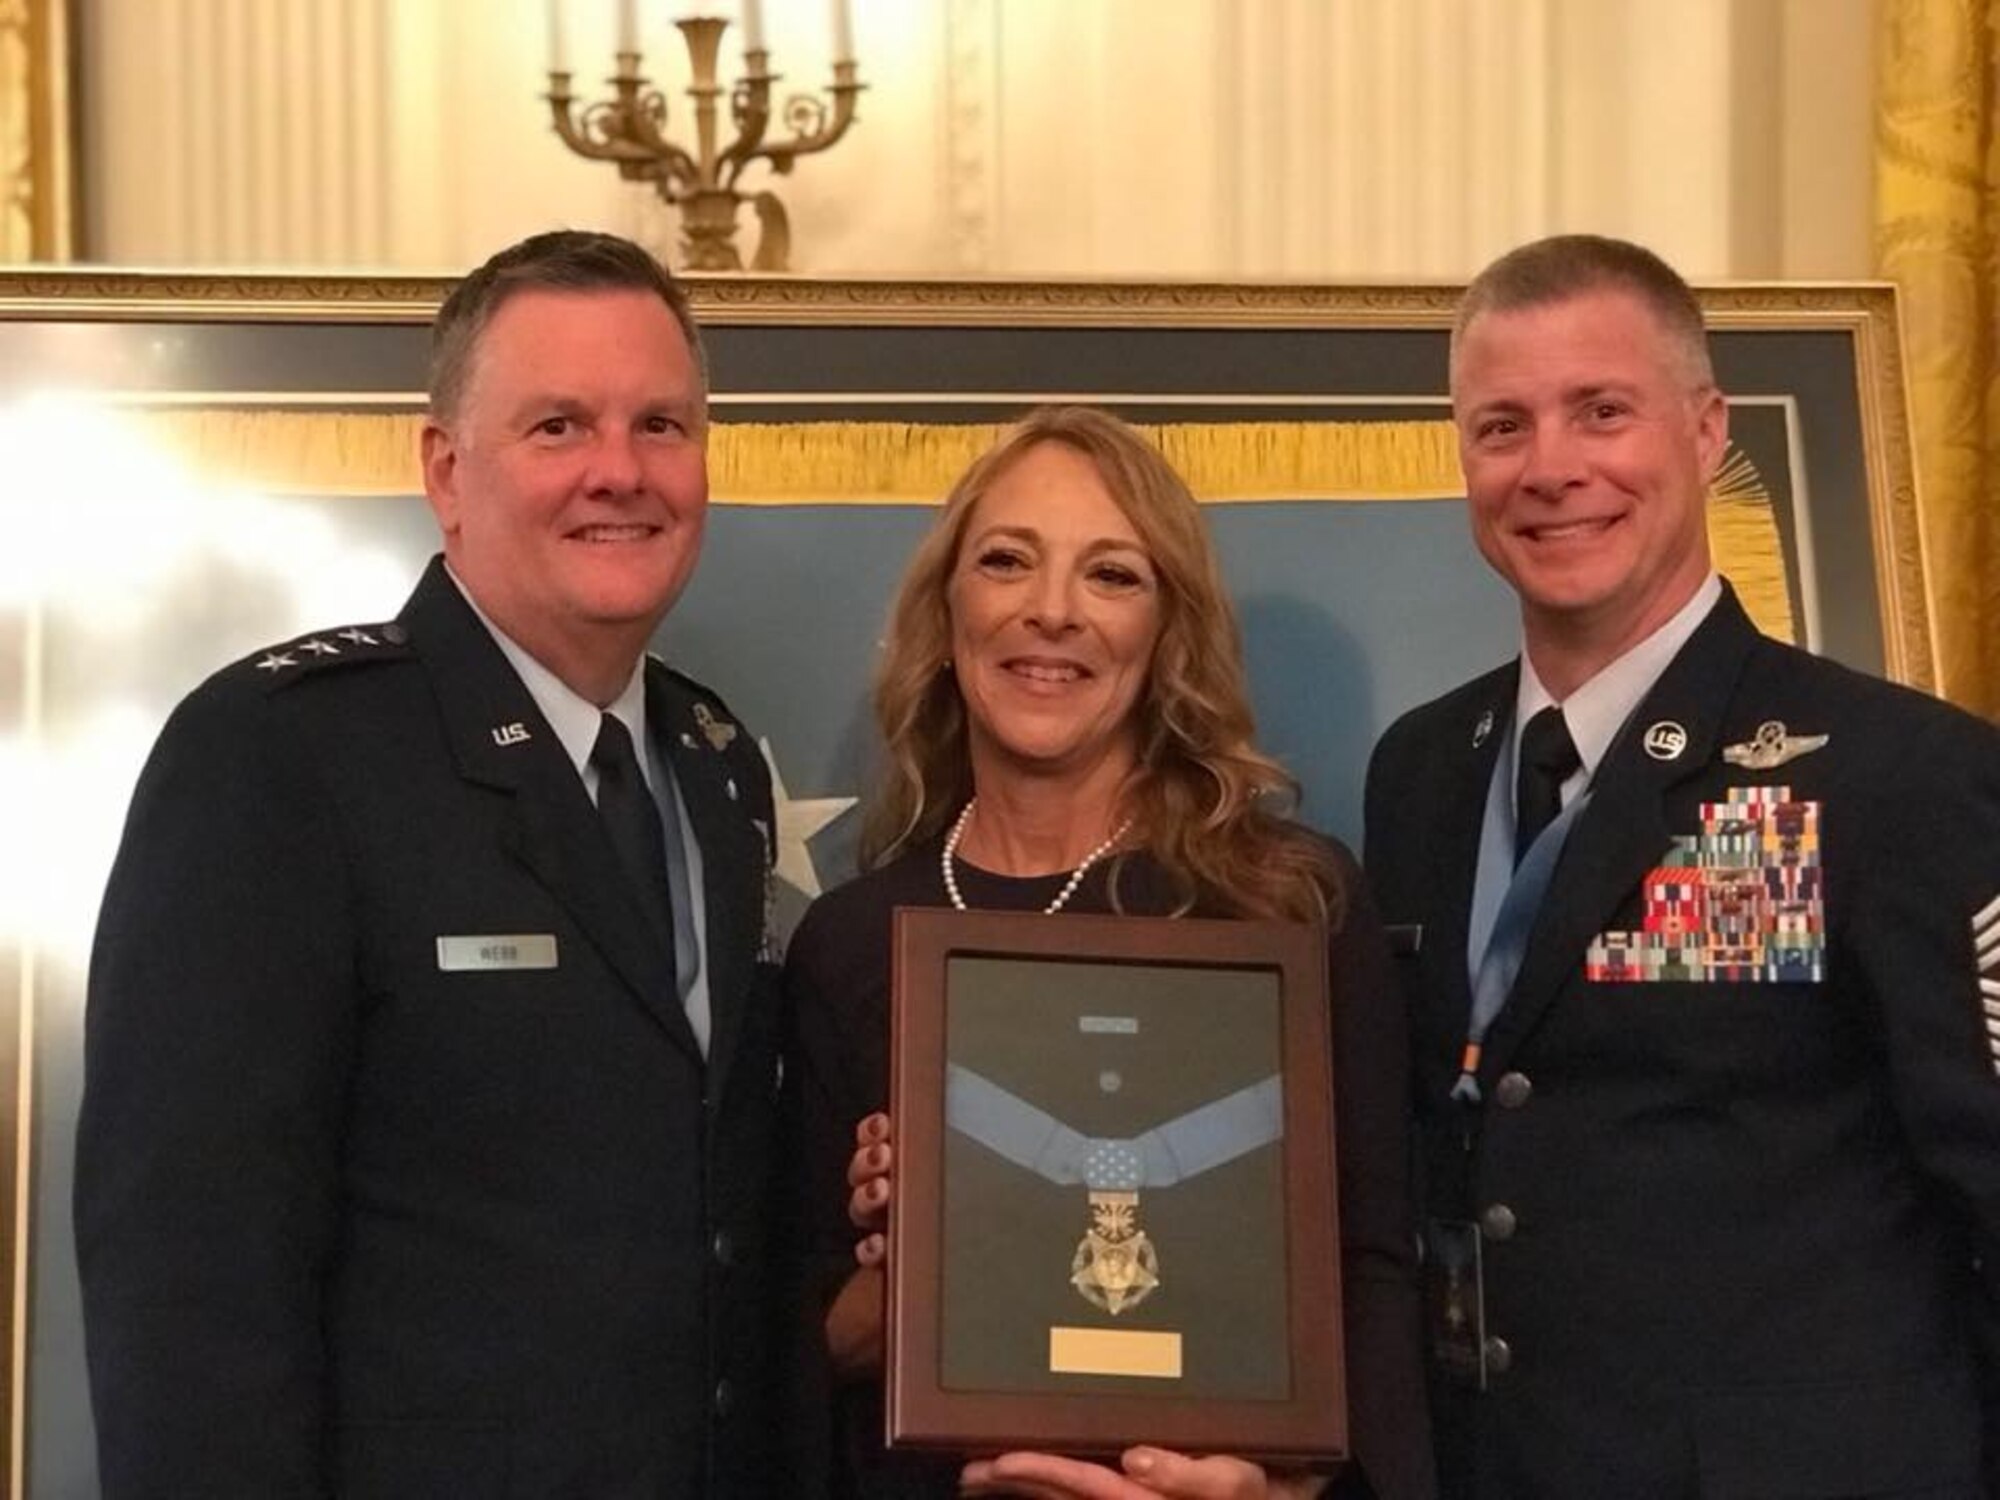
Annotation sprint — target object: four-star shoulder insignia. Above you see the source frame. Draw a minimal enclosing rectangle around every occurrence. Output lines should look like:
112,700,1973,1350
247,621,409,692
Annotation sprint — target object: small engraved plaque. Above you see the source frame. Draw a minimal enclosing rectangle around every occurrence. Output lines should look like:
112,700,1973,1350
1078,1015,1139,1035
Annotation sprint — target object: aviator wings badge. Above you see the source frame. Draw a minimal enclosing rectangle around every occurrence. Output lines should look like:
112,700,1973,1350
1722,720,1829,771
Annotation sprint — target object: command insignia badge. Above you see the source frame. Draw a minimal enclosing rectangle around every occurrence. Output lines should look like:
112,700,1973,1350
693,701,737,751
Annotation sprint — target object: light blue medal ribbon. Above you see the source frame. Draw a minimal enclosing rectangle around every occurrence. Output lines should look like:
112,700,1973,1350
1452,788,1595,1104
944,1064,1285,1315
944,1065,1284,1188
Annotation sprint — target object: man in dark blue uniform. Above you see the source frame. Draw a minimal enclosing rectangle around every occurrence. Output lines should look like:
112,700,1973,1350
1366,234,2000,1498
76,231,786,1498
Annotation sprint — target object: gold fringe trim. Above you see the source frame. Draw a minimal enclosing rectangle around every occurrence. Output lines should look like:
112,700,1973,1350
126,410,1468,502
128,409,424,497
1710,495,1795,646
709,419,1466,503
123,408,1794,644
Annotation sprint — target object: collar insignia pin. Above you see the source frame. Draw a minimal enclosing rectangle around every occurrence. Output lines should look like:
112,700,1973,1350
1642,721,1688,761
692,702,737,751
255,651,296,673
1722,720,1829,770
491,722,531,747
337,627,378,646
298,638,340,657
1472,709,1495,748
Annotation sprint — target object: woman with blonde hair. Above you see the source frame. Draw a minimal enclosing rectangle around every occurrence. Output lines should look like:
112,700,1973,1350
786,406,1432,1500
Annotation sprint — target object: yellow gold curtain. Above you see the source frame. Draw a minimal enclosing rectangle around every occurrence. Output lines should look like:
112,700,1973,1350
1875,0,1999,719
128,408,1796,646
0,0,75,261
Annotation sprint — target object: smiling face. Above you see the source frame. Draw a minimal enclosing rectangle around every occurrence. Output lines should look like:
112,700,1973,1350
421,286,708,702
947,441,1164,791
1452,286,1727,677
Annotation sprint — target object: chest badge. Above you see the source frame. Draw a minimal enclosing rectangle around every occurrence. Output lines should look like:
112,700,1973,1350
692,701,737,751
1722,720,1829,770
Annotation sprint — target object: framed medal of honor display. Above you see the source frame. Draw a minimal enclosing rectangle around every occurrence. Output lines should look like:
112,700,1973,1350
887,908,1346,1460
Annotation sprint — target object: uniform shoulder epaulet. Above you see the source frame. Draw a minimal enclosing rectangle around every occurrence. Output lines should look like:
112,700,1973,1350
240,621,413,693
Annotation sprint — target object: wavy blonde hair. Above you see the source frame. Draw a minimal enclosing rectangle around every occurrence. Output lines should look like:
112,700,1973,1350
859,406,1342,926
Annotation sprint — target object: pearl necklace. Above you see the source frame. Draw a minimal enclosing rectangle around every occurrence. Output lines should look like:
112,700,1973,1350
941,799,1133,915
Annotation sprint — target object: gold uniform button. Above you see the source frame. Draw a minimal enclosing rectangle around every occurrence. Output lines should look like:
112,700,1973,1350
1480,1203,1518,1241
1483,1336,1513,1374
1494,1071,1533,1109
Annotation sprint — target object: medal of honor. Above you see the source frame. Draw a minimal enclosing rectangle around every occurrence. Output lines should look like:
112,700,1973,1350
1073,1190,1160,1314
946,1065,1281,1317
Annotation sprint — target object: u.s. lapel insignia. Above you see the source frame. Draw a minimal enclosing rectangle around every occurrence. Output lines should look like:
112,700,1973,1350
490,722,531,747
692,701,737,751
1586,785,1824,983
1722,720,1829,771
1472,709,1495,748
1642,721,1688,761
1975,892,2000,1078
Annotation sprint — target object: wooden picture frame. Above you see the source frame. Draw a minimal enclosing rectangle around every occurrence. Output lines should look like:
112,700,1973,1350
888,908,1343,1462
0,271,1925,1495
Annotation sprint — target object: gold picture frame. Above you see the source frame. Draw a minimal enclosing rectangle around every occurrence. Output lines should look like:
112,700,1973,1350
0,271,1926,1496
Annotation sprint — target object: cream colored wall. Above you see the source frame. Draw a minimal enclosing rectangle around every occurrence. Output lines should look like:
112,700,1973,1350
76,0,1875,280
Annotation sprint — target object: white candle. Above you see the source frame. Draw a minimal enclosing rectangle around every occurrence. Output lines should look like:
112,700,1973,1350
831,0,854,63
741,0,766,53
546,0,569,72
617,0,639,53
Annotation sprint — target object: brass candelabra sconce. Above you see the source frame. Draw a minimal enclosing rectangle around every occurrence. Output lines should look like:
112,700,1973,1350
545,3,863,272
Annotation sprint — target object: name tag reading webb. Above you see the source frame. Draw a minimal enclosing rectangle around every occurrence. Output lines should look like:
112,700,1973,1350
436,934,559,972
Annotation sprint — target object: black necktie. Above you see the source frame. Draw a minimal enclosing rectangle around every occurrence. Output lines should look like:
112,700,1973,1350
1514,706,1581,865
592,713,678,967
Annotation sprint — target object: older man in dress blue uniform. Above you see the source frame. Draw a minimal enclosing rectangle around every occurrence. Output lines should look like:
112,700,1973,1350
76,231,786,1498
1364,235,2000,1498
